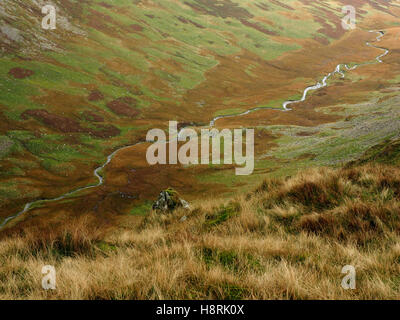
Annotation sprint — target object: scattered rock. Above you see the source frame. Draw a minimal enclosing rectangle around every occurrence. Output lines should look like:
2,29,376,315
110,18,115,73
1,25,22,42
180,199,190,209
152,188,190,212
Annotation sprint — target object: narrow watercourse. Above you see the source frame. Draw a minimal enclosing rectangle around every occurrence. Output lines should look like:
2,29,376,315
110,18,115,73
0,30,389,228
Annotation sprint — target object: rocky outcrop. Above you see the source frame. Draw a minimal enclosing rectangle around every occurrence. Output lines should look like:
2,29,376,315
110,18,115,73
152,188,190,212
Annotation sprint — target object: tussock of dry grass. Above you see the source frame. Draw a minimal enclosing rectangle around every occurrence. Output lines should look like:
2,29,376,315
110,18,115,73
1,164,400,299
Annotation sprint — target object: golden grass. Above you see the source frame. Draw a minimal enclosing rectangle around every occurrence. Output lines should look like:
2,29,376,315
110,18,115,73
1,164,400,299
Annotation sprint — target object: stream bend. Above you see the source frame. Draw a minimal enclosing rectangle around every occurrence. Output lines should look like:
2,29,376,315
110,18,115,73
0,30,389,228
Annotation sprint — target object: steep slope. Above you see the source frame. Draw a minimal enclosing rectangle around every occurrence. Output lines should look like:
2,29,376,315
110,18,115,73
349,137,400,166
1,161,400,299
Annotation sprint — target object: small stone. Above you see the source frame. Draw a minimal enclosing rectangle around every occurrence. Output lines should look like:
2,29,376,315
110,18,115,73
180,199,190,209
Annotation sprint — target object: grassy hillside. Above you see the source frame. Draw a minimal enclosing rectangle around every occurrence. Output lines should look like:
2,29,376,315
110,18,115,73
1,1,400,300
348,137,400,166
1,159,400,299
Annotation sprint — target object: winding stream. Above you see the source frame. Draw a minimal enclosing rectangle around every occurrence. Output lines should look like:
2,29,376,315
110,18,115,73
0,30,390,229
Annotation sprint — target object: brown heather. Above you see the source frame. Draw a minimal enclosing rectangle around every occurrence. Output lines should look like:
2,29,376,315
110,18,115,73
0,164,400,299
